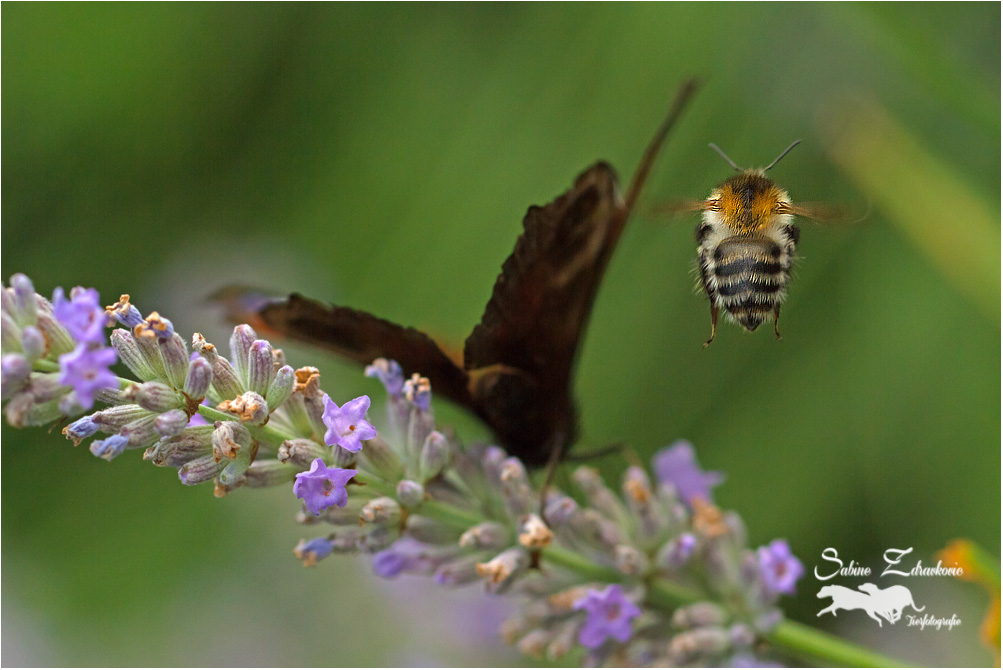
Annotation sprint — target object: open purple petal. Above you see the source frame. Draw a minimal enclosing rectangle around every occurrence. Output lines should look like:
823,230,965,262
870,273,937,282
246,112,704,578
53,287,107,344
652,440,724,505
757,539,804,596
573,584,642,649
293,458,358,514
57,344,119,409
322,394,375,453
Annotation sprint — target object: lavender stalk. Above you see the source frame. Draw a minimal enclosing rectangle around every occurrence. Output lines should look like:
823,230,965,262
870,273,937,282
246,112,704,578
1,274,909,668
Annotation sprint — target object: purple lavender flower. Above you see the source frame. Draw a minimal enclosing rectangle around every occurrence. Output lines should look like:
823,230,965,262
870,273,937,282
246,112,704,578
63,414,100,444
53,287,106,344
20,327,46,361
2,354,31,392
372,537,437,578
652,440,723,505
372,547,409,578
90,434,129,461
105,294,144,329
135,311,174,340
403,373,431,411
57,344,119,409
659,532,698,569
757,539,804,596
322,394,376,453
293,458,358,515
365,358,405,396
294,536,335,567
573,584,643,648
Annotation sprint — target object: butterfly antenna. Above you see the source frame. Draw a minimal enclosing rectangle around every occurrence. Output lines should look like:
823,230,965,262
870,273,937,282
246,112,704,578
708,143,742,171
765,139,802,171
618,79,699,228
537,433,568,517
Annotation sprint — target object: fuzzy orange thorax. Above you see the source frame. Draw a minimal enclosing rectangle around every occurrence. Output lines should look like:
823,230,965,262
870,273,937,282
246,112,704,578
713,171,785,234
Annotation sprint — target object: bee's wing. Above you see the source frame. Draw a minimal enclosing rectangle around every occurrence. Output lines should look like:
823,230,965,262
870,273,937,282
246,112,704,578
649,199,709,218
789,201,869,225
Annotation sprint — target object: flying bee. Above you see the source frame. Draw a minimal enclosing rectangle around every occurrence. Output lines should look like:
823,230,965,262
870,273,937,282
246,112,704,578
675,140,844,346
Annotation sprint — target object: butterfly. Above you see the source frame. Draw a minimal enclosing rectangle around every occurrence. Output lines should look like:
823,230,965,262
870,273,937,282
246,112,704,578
224,81,697,467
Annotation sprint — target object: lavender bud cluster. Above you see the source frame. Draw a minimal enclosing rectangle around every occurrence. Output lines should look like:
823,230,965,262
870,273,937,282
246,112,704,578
2,275,806,667
2,274,116,425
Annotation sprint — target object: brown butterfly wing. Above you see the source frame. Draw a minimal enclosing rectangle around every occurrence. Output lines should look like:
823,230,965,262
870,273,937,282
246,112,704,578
258,294,474,407
464,162,623,464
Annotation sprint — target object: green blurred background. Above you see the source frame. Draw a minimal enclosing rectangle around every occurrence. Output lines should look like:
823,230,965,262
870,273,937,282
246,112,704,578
2,3,999,666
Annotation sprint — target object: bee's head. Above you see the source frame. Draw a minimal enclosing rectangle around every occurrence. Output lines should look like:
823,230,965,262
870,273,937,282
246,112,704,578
704,140,800,232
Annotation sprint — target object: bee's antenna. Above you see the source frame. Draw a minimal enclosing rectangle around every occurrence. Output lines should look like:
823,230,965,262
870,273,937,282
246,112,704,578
708,143,742,171
765,139,802,171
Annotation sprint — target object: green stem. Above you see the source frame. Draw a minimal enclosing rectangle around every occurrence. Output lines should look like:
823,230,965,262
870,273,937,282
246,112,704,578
33,359,59,373
645,574,704,608
540,544,624,584
352,472,397,500
768,618,909,667
197,404,242,424
196,404,294,446
419,498,483,529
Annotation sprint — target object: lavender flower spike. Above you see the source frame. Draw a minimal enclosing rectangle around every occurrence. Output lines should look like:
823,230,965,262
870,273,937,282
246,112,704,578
652,440,723,506
322,394,376,453
573,584,643,648
57,344,119,409
293,458,358,515
757,539,804,596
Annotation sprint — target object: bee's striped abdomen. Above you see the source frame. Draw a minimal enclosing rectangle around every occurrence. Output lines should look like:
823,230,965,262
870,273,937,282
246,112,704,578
711,237,789,332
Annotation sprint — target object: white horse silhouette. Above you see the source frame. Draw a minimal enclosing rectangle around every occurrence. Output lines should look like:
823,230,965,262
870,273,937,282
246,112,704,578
856,583,925,623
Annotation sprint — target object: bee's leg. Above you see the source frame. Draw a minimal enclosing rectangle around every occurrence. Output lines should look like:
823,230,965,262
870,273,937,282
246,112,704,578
703,303,719,348
773,305,782,340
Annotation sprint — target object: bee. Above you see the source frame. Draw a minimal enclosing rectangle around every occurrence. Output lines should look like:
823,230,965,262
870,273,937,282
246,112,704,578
677,140,840,346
